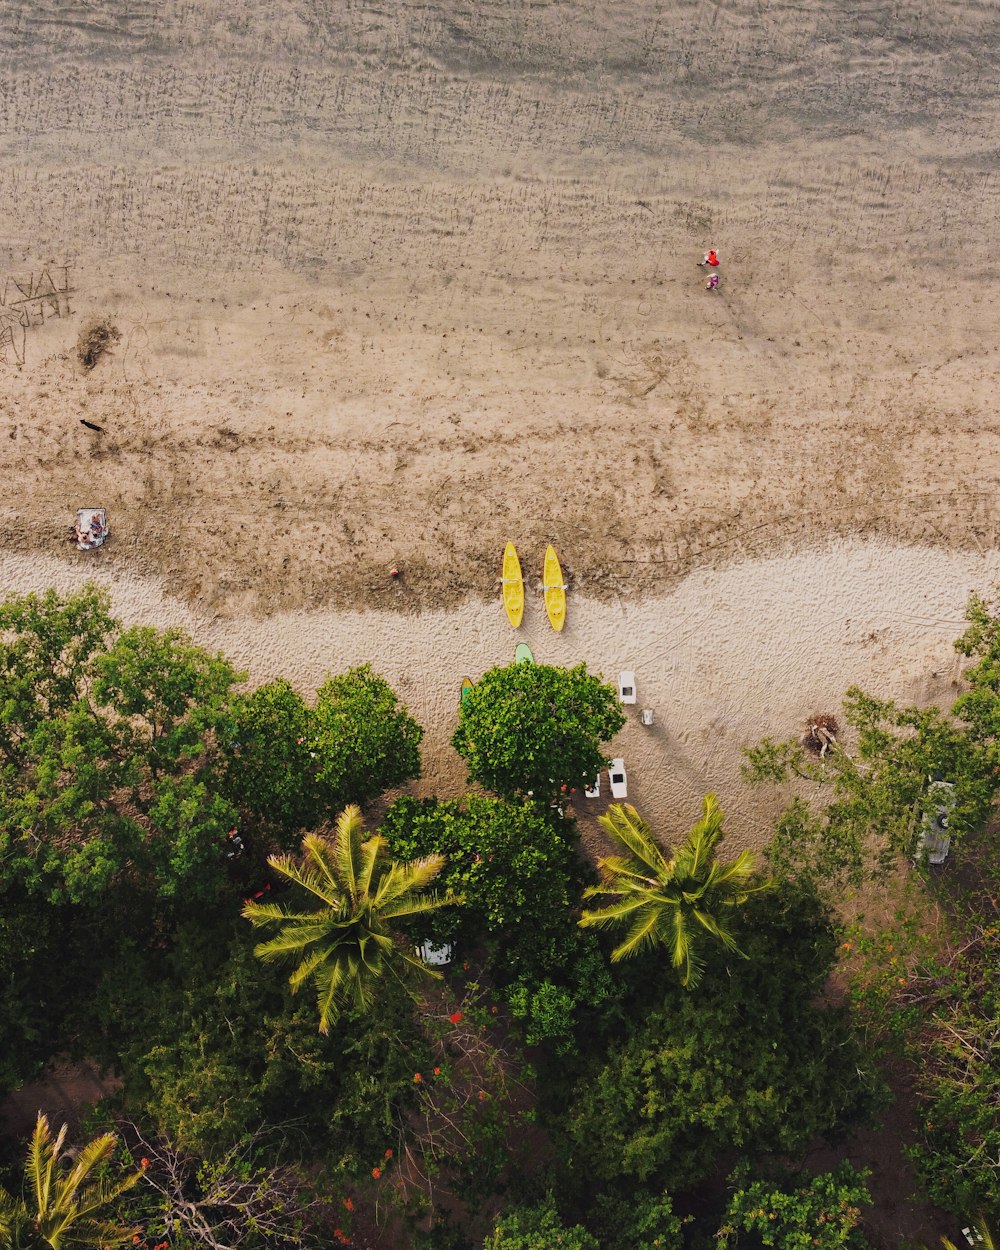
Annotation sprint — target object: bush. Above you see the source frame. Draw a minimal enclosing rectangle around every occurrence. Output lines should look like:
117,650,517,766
484,1195,598,1250
719,1164,873,1250
451,662,624,803
381,795,614,1051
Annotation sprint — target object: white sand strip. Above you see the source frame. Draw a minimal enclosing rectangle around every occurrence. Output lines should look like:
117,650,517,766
2,539,997,851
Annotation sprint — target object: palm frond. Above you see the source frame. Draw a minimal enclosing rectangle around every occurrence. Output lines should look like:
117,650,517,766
680,793,725,879
609,905,668,962
373,854,447,908
598,804,670,878
380,887,456,921
580,894,665,929
29,1113,64,1221
355,831,387,901
287,945,333,991
241,900,326,926
252,921,338,962
59,1133,117,1210
332,805,367,903
265,851,340,909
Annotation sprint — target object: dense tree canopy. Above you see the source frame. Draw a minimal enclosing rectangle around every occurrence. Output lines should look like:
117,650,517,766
4,582,1000,1247
451,661,624,802
560,886,878,1192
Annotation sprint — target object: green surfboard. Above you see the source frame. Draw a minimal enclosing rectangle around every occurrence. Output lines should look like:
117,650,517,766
515,643,535,664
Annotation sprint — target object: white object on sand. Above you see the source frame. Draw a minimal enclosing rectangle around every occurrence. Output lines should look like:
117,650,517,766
584,773,601,799
618,671,637,704
74,507,108,551
609,757,628,799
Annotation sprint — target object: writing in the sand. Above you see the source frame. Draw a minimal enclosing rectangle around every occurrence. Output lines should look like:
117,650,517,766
0,266,74,366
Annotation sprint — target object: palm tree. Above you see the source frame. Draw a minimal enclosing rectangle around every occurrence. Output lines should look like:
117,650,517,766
243,804,454,1034
0,1113,143,1250
579,794,772,988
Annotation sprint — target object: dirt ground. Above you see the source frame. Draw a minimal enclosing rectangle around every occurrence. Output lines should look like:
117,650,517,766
1,0,998,618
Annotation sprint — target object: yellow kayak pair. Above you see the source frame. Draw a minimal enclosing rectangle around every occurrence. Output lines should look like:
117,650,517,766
502,542,566,632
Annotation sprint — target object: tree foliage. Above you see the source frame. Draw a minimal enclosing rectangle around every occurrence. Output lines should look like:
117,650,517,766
0,587,244,904
451,662,624,802
222,679,320,838
311,665,423,811
580,797,773,987
718,1165,873,1250
0,1114,143,1250
483,1196,598,1250
380,795,614,1052
243,806,453,1033
560,886,878,1192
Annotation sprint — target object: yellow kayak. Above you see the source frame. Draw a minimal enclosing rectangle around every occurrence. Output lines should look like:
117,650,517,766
502,542,524,628
543,545,566,632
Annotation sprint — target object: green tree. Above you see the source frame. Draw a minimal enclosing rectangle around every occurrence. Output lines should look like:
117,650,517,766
743,687,991,891
243,805,453,1033
561,886,878,1192
719,1165,873,1250
591,1190,685,1250
743,589,1000,892
0,1113,143,1250
126,925,425,1158
311,665,423,811
579,796,772,988
222,679,320,837
91,626,240,778
379,795,581,953
484,1196,598,1250
451,662,624,802
0,591,242,904
0,585,116,754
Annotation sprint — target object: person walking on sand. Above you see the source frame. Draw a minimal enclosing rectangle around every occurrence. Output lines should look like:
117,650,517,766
705,272,720,291
698,248,719,267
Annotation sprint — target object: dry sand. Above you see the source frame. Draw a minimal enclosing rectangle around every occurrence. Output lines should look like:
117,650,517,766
3,538,996,849
1,1,999,842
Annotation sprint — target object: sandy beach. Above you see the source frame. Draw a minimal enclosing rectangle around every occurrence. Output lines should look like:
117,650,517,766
2,0,999,840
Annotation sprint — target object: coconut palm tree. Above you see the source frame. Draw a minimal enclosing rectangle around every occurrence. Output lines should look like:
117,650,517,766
579,794,772,988
243,804,453,1034
0,1113,143,1250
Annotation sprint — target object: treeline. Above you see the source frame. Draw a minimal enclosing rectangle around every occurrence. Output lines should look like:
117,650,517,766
1,584,1000,1249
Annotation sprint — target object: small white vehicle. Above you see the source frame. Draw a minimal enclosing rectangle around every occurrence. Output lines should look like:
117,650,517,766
609,757,628,799
916,780,955,866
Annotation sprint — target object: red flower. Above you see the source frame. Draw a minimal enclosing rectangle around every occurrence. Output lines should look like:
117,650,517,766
371,1167,381,1179
342,1198,354,1211
449,1011,463,1025
384,1148,393,1159
413,1072,422,1083
433,1067,441,1075
139,1158,150,1169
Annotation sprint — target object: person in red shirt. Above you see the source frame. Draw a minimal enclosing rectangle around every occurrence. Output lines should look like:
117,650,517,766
699,248,719,267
